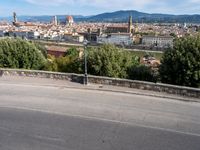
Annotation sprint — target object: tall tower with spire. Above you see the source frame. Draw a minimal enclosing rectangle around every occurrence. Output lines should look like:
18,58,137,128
53,16,58,26
128,15,133,33
134,21,139,33
13,12,17,23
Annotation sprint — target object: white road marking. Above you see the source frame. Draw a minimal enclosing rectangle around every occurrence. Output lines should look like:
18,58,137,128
0,105,200,137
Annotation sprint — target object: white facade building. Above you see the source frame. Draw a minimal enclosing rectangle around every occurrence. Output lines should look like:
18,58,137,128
97,33,133,46
13,31,28,39
63,33,84,43
5,30,41,39
72,35,84,43
27,31,40,39
51,32,62,41
142,35,173,48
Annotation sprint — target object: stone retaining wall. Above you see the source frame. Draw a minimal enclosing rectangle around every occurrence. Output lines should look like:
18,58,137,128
88,75,200,98
0,68,199,98
0,69,73,81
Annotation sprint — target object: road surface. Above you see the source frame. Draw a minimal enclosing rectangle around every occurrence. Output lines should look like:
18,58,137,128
0,76,200,150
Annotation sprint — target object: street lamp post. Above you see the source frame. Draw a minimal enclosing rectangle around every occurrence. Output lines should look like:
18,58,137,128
83,40,88,85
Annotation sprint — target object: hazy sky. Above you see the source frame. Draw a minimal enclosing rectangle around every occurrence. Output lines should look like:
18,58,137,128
0,0,200,16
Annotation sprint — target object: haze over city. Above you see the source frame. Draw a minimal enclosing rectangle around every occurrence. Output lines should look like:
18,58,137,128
1,0,200,16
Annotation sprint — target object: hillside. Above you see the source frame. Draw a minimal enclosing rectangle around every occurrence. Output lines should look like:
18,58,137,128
1,10,200,23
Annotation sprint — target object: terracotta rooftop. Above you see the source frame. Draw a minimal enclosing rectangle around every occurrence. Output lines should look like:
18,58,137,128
45,46,67,52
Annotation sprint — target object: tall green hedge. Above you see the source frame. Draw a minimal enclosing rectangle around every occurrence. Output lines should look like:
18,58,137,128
0,38,46,70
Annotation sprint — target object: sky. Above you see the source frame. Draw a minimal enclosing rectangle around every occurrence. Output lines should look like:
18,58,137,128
0,0,200,17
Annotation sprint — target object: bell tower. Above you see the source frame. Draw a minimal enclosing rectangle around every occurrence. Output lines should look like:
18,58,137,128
13,12,17,23
128,15,132,33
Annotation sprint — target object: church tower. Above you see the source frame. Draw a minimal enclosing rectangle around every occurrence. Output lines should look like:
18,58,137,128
13,12,17,23
128,15,132,33
135,21,139,33
53,16,58,26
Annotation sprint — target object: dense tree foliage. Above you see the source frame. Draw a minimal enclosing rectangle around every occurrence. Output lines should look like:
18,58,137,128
128,65,159,82
87,44,139,78
44,47,82,73
159,35,200,87
64,47,79,58
0,38,46,70
33,42,48,58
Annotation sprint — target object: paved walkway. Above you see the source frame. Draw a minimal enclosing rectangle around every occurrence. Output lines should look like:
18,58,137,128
0,76,199,103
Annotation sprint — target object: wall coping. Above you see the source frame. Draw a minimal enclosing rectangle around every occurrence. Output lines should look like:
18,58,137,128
88,74,200,92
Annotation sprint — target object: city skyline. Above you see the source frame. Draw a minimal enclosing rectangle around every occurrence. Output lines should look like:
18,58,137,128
0,0,200,17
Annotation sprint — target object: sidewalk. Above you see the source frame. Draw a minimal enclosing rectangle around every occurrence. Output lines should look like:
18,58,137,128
0,76,199,103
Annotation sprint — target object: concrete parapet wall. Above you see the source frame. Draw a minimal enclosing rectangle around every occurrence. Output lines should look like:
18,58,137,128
88,75,200,98
0,68,199,98
0,68,73,81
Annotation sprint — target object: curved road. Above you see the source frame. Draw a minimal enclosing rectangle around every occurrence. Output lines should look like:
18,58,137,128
0,77,200,150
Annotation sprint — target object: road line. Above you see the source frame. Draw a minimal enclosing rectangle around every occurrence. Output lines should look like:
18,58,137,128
1,105,200,137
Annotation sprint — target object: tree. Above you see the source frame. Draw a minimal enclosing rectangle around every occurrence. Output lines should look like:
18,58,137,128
0,38,46,70
44,47,82,73
159,35,200,87
170,33,177,38
65,47,79,58
33,42,48,58
87,44,139,78
43,55,58,71
128,65,159,82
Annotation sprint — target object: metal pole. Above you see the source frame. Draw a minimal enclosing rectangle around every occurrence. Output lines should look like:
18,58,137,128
84,45,88,85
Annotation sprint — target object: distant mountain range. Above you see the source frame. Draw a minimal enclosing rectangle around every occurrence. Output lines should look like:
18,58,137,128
1,10,200,23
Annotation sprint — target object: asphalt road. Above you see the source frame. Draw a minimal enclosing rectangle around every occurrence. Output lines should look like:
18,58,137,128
0,77,200,150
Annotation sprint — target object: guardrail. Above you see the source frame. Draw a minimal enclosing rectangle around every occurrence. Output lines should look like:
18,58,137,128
0,68,199,98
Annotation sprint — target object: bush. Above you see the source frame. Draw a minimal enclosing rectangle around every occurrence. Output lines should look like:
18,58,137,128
128,65,159,82
159,35,200,87
87,44,139,78
44,47,83,73
0,38,46,70
33,42,48,58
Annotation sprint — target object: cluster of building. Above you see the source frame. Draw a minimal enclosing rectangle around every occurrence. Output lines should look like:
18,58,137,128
0,12,200,50
0,12,85,43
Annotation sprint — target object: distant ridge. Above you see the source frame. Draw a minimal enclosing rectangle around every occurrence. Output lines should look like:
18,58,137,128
1,10,200,23
81,10,200,23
